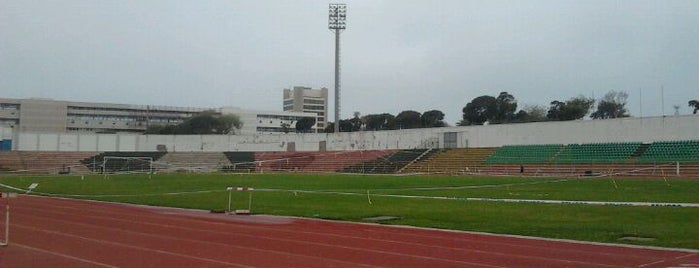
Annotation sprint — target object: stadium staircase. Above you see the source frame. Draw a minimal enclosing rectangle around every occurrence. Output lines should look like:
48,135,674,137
399,148,495,174
341,149,429,174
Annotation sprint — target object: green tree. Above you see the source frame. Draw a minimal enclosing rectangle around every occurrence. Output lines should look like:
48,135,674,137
395,110,422,129
219,114,243,133
461,95,497,125
349,112,363,131
295,117,316,133
493,92,517,124
338,118,361,132
547,96,595,121
280,122,291,133
184,112,219,134
362,113,396,131
516,105,548,122
420,110,446,127
146,111,242,135
591,91,630,119
324,122,335,133
689,99,699,114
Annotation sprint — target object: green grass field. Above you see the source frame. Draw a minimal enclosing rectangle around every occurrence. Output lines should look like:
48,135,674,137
1,173,697,249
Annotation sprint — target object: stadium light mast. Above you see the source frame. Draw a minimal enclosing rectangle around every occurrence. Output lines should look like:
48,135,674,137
328,3,346,133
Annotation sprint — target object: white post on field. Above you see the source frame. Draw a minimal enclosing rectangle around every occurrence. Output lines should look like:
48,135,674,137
1,192,18,247
1,205,8,247
676,162,680,176
226,186,233,213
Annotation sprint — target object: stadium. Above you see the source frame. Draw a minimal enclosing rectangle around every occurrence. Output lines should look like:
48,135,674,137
2,1,699,267
1,111,698,266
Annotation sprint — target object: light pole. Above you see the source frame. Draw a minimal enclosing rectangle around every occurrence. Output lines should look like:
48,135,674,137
329,3,346,133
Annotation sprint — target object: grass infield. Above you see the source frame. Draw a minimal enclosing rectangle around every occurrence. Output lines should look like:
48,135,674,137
1,173,697,249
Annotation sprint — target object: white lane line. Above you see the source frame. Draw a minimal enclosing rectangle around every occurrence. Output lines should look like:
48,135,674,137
15,225,252,268
12,243,120,268
17,195,696,263
638,253,699,268
15,201,660,264
17,205,610,268
15,214,382,268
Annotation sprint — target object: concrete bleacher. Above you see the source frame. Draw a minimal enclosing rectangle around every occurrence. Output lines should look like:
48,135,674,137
485,144,563,164
477,140,699,178
81,151,167,173
222,152,256,172
554,142,642,164
155,152,231,172
636,140,699,163
0,151,98,174
253,150,394,173
341,149,426,174
2,139,697,178
400,148,496,174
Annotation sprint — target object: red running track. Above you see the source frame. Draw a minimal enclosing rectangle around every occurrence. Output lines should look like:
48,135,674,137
0,195,697,267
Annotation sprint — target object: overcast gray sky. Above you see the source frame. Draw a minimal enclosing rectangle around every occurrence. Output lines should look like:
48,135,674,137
1,0,697,124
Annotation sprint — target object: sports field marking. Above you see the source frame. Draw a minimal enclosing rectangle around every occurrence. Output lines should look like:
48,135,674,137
637,253,699,267
5,178,697,207
12,243,120,268
0,181,226,197
255,188,699,208
304,178,571,193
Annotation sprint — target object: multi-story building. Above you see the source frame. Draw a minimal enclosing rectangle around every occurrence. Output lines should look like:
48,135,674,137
0,97,316,135
283,86,328,132
219,107,316,134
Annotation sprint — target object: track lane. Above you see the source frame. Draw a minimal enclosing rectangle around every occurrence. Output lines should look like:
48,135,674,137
3,195,697,267
12,196,684,267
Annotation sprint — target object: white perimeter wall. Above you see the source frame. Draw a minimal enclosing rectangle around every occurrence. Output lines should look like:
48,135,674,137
12,115,699,152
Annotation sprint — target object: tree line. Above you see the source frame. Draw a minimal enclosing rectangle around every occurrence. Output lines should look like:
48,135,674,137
323,91,698,132
145,111,242,135
320,110,447,133
456,90,634,126
143,94,699,134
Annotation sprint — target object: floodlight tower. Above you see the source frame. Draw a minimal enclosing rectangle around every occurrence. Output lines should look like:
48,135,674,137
329,3,346,133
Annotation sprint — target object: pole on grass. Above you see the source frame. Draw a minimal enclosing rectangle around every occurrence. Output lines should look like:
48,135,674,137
3,205,8,246
227,187,233,213
248,191,253,211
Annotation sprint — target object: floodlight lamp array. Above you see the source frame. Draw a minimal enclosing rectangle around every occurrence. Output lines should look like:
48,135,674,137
328,4,346,30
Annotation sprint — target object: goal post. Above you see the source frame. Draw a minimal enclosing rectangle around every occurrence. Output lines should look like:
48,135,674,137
101,156,154,174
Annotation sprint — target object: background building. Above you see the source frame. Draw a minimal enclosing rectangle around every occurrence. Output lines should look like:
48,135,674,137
0,97,316,135
283,86,328,132
219,107,316,135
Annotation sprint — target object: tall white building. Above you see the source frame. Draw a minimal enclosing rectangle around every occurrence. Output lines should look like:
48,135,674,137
283,86,328,132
